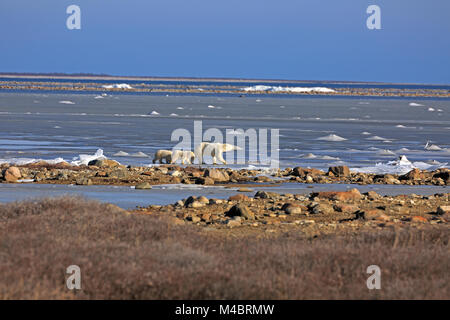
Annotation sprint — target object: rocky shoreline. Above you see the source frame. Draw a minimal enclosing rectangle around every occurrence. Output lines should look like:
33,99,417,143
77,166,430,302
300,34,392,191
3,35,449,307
1,160,449,187
1,80,450,98
135,188,450,237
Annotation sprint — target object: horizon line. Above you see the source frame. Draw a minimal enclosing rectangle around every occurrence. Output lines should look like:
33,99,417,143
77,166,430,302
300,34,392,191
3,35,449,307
0,72,449,87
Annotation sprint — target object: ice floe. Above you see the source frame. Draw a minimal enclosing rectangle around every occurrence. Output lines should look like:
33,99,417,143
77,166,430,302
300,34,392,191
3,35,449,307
353,155,447,175
102,83,133,89
243,85,336,93
71,149,106,166
317,134,347,141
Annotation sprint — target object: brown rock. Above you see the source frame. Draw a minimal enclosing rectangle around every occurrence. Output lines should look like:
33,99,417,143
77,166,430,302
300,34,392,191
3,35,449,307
197,196,209,203
195,177,214,185
366,191,381,200
204,169,230,182
312,188,362,201
75,177,92,186
229,194,250,201
293,167,324,178
88,159,122,168
226,204,254,220
333,204,358,213
328,165,350,177
282,203,302,215
3,166,21,182
411,216,428,223
400,168,424,181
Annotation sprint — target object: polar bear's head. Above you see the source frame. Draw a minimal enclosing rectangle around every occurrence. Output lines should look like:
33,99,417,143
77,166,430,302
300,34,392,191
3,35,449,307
222,144,242,152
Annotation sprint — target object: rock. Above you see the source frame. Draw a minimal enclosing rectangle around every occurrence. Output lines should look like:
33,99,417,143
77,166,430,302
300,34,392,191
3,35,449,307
197,196,209,204
333,204,358,213
3,166,21,182
204,169,229,182
358,209,383,220
365,191,380,200
254,176,272,182
292,167,324,178
171,170,182,177
310,203,334,214
411,216,428,223
226,219,241,228
312,188,362,201
400,168,424,181
195,177,214,185
190,201,205,208
135,182,152,190
88,159,122,168
383,175,400,184
305,175,314,183
108,169,128,179
189,215,201,223
328,165,350,177
436,206,450,215
254,191,279,199
200,213,211,222
226,204,254,220
281,203,302,215
75,177,92,186
229,194,250,201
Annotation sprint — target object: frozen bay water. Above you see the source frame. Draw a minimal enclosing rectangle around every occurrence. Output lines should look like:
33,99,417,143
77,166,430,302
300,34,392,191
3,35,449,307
0,92,449,172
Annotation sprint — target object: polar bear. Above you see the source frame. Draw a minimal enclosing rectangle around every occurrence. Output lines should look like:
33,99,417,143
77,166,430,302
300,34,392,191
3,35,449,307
153,149,173,164
171,150,196,164
194,142,241,165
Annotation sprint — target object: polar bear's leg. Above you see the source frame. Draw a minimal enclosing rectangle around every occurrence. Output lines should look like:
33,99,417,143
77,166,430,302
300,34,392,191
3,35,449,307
194,144,204,165
217,150,227,165
171,151,180,164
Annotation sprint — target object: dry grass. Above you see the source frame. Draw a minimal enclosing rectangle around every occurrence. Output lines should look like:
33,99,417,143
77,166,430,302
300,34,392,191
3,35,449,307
0,197,448,299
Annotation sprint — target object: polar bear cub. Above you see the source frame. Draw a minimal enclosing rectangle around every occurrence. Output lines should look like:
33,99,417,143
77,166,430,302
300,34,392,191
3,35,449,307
194,142,241,165
153,149,173,164
153,149,195,164
171,150,195,164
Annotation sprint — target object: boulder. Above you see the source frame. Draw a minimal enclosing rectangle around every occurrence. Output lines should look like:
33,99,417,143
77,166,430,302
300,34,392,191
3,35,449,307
195,177,214,185
135,182,152,190
75,177,92,186
292,167,324,178
88,159,122,168
226,204,254,220
229,194,250,201
254,191,279,199
328,166,350,177
3,166,21,182
204,169,229,182
312,188,362,201
400,168,424,181
281,203,302,215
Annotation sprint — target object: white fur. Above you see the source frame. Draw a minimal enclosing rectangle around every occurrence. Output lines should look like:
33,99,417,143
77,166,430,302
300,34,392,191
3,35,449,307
153,149,195,164
194,142,241,165
153,149,173,164
171,150,195,164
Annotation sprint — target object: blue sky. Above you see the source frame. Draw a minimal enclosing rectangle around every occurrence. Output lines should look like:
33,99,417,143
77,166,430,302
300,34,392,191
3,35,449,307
0,0,449,84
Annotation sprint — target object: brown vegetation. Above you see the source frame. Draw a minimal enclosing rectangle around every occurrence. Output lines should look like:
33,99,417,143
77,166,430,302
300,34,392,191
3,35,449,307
0,197,448,299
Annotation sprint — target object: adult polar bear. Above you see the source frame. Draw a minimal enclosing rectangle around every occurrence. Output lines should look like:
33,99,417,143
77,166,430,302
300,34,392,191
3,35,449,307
194,142,241,165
